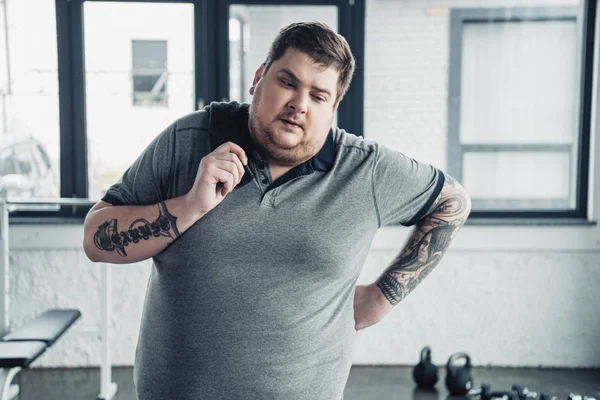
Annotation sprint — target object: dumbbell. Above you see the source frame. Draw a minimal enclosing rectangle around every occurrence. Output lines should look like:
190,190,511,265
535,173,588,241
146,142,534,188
524,392,559,400
412,346,439,388
512,384,538,399
475,384,519,400
568,394,598,400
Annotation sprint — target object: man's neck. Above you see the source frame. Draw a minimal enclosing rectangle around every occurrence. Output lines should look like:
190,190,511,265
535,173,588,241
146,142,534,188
246,121,306,181
269,163,295,182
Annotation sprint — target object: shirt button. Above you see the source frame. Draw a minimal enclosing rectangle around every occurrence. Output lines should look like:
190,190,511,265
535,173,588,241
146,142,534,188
261,178,269,184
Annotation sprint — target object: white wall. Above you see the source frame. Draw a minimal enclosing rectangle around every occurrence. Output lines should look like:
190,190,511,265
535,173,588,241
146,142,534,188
6,0,600,369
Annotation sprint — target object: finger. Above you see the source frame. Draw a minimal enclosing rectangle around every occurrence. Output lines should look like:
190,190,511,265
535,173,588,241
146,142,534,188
212,160,240,185
211,168,235,195
216,141,248,166
223,174,234,196
213,153,245,183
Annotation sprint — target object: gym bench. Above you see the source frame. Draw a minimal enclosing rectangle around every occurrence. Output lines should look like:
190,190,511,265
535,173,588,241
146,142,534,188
0,309,81,400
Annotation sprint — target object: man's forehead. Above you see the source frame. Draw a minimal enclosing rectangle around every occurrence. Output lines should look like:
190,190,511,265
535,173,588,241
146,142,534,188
271,50,339,90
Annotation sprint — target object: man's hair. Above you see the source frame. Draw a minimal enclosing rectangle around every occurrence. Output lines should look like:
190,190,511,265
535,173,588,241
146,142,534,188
262,21,355,105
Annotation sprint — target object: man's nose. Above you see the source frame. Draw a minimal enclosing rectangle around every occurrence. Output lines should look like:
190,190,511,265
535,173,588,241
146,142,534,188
287,92,309,114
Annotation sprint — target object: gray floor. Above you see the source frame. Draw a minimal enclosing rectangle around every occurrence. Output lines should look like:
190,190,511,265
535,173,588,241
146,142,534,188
14,366,600,399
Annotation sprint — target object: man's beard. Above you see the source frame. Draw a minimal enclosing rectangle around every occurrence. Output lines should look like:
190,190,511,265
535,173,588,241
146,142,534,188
249,106,320,165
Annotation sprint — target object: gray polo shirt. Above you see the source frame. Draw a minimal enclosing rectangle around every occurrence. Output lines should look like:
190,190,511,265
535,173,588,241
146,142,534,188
102,101,444,400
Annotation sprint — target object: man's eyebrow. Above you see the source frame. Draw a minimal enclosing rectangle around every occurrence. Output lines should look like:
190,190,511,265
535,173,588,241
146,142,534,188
277,68,332,97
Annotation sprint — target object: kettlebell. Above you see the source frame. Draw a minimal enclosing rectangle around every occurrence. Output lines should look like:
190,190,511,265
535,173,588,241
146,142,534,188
412,346,439,388
445,352,473,396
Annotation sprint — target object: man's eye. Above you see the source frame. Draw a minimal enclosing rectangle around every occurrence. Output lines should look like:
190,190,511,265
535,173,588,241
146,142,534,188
281,79,294,87
312,95,325,102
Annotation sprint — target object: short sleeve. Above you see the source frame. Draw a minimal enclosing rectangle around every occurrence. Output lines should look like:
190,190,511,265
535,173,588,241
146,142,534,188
372,143,445,227
101,123,176,206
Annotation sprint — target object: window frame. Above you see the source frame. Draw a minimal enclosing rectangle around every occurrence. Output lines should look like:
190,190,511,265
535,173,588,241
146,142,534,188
14,1,596,222
448,4,596,220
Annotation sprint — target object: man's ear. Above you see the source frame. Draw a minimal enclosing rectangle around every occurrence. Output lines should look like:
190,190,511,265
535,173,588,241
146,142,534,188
249,63,266,95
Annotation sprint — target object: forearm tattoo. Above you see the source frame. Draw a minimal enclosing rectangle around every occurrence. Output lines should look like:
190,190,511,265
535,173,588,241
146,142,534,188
93,201,180,257
375,175,470,306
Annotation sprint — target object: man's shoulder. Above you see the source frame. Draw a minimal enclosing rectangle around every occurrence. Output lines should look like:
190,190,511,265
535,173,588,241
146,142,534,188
149,110,211,160
332,127,378,156
172,109,210,134
170,102,249,146
157,110,211,151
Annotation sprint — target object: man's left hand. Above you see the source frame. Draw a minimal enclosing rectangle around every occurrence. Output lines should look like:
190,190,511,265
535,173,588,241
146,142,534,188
353,283,394,335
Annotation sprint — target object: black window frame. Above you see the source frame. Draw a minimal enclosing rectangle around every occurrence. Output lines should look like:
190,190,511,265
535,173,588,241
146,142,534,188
9,0,364,223
448,2,597,222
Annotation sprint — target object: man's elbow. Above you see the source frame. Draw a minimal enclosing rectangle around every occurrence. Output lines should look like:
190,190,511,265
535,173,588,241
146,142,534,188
82,201,111,263
83,234,101,263
82,215,104,263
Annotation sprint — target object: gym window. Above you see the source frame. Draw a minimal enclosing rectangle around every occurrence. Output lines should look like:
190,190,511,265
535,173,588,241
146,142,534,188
0,0,364,222
448,5,595,221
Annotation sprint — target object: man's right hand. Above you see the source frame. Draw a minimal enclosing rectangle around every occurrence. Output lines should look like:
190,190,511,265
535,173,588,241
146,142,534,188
186,142,248,215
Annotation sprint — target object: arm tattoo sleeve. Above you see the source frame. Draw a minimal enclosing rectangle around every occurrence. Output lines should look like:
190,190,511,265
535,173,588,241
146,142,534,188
375,175,470,306
93,201,181,257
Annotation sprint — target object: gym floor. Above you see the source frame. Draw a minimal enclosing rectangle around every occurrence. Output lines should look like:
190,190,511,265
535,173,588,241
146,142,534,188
14,365,600,399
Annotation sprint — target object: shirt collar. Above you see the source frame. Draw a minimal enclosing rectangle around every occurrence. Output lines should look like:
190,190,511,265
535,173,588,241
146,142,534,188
309,129,334,172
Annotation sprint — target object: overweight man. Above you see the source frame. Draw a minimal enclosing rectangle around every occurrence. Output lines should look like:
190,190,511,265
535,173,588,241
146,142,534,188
83,21,471,400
